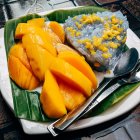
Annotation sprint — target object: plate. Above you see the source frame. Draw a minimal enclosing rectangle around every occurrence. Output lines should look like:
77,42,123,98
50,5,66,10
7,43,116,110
0,7,140,134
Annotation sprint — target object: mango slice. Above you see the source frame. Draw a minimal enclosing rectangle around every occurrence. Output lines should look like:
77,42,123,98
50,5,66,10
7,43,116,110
15,23,28,39
44,28,62,46
58,51,98,89
22,30,57,56
49,21,65,43
58,80,86,111
15,23,44,38
27,18,45,27
40,70,67,118
9,43,31,71
50,58,92,97
8,44,40,90
55,43,78,54
22,37,55,81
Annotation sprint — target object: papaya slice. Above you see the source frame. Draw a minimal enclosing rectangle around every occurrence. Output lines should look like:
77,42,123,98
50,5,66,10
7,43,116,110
58,79,86,111
50,58,92,97
58,51,98,89
40,70,67,118
49,21,65,43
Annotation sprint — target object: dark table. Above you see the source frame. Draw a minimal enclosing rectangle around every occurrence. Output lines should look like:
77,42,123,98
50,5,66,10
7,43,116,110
0,0,140,140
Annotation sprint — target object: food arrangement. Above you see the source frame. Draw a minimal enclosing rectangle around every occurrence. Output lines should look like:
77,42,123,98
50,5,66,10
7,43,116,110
7,10,128,119
8,17,98,118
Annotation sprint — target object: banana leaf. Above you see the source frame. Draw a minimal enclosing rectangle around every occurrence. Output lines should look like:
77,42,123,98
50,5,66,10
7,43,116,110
4,6,140,122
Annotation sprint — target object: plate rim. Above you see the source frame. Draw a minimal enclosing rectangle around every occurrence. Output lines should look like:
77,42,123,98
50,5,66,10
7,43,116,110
0,7,140,134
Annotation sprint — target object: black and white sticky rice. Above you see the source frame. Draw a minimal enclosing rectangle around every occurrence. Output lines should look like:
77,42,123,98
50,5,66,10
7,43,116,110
64,11,129,71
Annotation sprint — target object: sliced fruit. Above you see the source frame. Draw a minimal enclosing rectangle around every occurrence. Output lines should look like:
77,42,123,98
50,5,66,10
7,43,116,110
49,21,65,43
9,43,31,71
44,28,62,46
22,39,55,81
22,32,56,56
40,70,67,118
55,43,79,54
8,55,40,90
15,23,28,39
58,79,86,111
8,43,39,89
50,58,92,97
15,23,40,39
27,18,45,27
58,51,98,89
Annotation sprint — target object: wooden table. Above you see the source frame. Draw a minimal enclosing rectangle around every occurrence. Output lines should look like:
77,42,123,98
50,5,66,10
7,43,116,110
0,0,140,139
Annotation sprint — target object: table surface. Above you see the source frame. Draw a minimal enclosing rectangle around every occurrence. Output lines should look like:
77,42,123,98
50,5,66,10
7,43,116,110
0,0,140,140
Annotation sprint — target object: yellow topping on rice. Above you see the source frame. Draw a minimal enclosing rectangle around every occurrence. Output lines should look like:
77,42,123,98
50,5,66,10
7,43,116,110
102,53,112,59
111,15,119,24
80,14,101,24
75,31,81,37
99,44,108,52
93,36,102,47
75,22,82,29
116,35,121,40
85,42,93,49
90,50,96,55
109,42,118,49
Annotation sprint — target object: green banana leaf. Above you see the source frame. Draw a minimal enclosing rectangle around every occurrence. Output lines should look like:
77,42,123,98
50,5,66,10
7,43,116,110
4,6,140,122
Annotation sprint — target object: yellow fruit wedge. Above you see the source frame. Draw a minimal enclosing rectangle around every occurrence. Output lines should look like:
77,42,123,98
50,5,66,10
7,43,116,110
22,39,55,81
50,58,92,97
55,43,79,54
58,80,86,111
9,43,31,71
8,55,40,90
40,70,67,118
22,32,57,56
27,18,45,27
44,28,62,46
15,23,45,39
58,51,98,89
15,23,28,39
49,21,65,43
15,23,57,56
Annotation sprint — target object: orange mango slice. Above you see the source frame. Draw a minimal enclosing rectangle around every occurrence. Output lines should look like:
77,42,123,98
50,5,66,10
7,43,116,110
8,43,40,90
22,33,57,56
58,80,86,111
22,37,55,81
49,21,65,43
44,28,62,46
50,58,92,97
55,43,78,54
40,70,67,118
15,23,28,39
58,51,98,89
27,18,45,27
15,23,45,39
9,42,32,71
